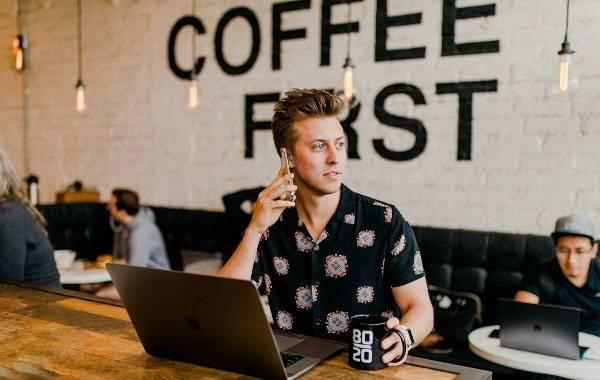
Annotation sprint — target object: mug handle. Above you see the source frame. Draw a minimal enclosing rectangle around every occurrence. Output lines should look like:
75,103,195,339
382,327,408,364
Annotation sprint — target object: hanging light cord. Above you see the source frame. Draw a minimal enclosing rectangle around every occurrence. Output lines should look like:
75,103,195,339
191,0,197,79
19,0,33,175
563,0,570,43
77,0,82,80
16,0,21,34
345,0,351,60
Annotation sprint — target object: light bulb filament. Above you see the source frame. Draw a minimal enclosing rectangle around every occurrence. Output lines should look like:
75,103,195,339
76,83,85,112
559,60,569,94
16,49,23,71
189,80,198,109
343,65,353,103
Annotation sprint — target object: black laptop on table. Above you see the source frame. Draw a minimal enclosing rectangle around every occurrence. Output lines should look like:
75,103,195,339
498,298,586,360
106,264,344,380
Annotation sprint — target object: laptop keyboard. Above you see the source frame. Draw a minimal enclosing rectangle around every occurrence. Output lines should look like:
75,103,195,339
280,352,304,367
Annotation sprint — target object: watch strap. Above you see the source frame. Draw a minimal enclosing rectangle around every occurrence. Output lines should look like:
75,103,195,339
397,324,415,350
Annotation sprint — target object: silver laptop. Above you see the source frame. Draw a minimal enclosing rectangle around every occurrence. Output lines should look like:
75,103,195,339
106,264,344,379
498,298,585,360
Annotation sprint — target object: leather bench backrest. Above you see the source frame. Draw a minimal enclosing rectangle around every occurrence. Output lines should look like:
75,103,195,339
39,203,556,323
39,203,113,262
38,204,228,271
413,226,555,324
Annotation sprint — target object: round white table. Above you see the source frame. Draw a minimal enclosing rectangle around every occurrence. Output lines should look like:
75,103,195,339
469,325,600,380
59,268,112,285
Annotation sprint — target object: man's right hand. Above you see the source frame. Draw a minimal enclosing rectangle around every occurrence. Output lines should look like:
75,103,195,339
248,168,296,235
218,168,296,280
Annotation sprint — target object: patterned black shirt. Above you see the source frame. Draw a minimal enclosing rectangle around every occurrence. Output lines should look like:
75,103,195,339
251,184,424,341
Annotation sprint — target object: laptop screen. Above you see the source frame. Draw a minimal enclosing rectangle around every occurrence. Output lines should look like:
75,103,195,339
498,298,581,360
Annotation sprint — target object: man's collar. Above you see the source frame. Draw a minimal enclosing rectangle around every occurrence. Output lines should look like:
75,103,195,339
331,184,355,223
585,259,600,291
280,183,355,226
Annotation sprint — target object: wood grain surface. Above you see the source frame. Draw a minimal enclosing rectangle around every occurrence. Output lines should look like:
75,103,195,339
0,283,486,379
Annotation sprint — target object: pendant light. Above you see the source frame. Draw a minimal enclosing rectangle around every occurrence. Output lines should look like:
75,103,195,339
12,1,25,71
188,0,199,109
557,0,578,96
75,0,85,112
11,35,25,71
342,0,356,106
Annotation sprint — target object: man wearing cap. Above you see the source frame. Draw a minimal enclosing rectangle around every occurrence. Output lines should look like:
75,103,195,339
515,215,600,336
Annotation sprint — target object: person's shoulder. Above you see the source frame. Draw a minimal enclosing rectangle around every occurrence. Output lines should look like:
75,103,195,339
131,208,157,227
349,188,403,224
0,200,28,219
586,259,600,291
0,201,30,232
590,258,600,277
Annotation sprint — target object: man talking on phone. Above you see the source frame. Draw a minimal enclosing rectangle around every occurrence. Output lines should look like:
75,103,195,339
219,89,433,366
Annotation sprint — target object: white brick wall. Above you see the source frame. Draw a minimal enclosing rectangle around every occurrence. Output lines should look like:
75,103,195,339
1,0,599,236
0,3,24,175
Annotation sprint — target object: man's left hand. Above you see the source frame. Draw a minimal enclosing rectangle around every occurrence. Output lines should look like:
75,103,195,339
380,317,408,366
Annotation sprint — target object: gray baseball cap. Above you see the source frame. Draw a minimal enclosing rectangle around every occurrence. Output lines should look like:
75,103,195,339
551,214,597,241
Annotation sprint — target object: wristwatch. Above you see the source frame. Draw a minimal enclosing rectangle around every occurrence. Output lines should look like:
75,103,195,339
397,324,415,350
389,324,414,364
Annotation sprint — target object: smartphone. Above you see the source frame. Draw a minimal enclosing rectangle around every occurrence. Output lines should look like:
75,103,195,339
280,148,296,202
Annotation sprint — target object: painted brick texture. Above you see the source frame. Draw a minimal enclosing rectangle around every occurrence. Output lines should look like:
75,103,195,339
1,0,599,236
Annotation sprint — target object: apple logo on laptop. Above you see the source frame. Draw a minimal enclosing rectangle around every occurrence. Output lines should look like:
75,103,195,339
186,317,202,330
533,324,542,333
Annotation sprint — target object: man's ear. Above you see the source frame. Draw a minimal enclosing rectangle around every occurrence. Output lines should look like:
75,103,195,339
116,209,128,222
593,242,598,258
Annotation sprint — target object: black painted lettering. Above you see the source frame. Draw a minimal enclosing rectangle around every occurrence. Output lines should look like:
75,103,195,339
441,0,499,56
375,0,425,61
340,102,361,159
245,93,280,158
436,80,498,160
272,0,310,70
373,84,427,161
215,7,261,75
320,0,362,66
168,16,206,80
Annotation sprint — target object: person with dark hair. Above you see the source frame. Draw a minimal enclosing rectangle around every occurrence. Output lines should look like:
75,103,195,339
0,147,60,287
219,89,433,366
96,188,170,300
516,214,600,336
107,188,170,269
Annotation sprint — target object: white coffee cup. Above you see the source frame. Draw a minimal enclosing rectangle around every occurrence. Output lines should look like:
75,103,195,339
54,250,76,269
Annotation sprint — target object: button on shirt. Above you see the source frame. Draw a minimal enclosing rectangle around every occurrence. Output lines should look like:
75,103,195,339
251,184,425,341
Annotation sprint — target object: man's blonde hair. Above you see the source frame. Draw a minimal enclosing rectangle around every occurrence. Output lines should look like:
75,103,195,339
0,147,46,228
272,88,344,154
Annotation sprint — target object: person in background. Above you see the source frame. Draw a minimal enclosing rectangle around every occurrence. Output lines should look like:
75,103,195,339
219,89,433,366
0,147,60,287
107,188,170,269
96,188,169,299
515,214,600,336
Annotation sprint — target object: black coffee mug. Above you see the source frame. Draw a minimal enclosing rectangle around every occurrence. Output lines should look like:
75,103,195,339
349,315,406,370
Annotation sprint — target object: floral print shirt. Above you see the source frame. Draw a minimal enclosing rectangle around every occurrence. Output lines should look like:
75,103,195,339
251,184,425,341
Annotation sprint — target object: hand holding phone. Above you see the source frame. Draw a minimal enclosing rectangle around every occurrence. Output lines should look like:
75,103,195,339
280,148,296,202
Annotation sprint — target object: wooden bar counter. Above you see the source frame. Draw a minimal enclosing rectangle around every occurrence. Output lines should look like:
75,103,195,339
0,282,490,379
